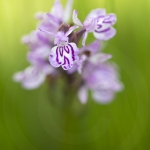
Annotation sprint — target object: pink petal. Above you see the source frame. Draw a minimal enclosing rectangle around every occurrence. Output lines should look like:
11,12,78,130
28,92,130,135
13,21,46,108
65,25,79,36
46,13,61,26
82,32,88,46
92,90,114,104
62,43,79,70
102,14,117,26
13,72,24,82
86,8,106,18
42,64,55,75
94,27,116,40
14,66,45,90
72,10,83,26
89,53,112,64
63,0,74,23
49,46,62,68
80,40,101,54
38,28,55,37
51,0,64,20
35,12,45,20
78,86,88,104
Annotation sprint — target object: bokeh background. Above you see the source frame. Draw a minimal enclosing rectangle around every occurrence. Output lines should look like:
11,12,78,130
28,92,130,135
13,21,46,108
0,0,150,149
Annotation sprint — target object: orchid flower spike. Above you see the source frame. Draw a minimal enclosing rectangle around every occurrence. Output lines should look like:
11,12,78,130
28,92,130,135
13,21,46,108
73,9,117,46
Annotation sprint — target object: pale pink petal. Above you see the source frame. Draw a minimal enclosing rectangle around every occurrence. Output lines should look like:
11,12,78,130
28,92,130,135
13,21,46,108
38,14,60,34
42,64,55,75
49,46,62,68
35,12,45,20
93,90,114,104
93,27,116,40
102,13,117,26
38,28,55,37
78,86,88,104
61,43,79,70
77,55,87,74
14,66,45,90
95,14,116,32
23,75,45,89
83,18,97,32
72,10,83,26
21,31,38,45
80,40,101,54
67,65,78,74
51,0,64,20
67,54,87,74
112,81,124,91
63,0,74,23
82,32,88,46
65,25,79,36
93,14,117,40
28,45,50,60
13,72,24,82
89,53,112,64
86,8,106,18
46,13,61,25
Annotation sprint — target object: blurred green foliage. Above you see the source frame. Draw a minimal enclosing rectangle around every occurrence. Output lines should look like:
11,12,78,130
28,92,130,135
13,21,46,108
0,0,150,150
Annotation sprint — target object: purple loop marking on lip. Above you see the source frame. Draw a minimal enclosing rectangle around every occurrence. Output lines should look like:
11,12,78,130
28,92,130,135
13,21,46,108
62,56,70,66
56,47,61,64
68,44,75,61
59,47,64,56
64,46,70,53
97,24,102,29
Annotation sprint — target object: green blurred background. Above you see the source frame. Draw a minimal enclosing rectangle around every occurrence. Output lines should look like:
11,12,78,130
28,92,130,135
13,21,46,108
0,0,150,149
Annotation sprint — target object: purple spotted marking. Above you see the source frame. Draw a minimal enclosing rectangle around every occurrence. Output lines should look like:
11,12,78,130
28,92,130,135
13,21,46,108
63,66,67,69
64,46,70,53
59,47,63,56
68,44,75,61
97,24,102,29
103,15,115,24
95,27,110,33
56,47,61,64
63,56,70,65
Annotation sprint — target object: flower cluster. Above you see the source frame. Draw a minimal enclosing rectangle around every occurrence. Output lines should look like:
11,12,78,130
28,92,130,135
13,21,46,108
13,0,123,104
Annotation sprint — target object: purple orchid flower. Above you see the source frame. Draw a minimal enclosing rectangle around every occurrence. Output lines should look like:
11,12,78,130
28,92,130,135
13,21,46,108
13,66,45,89
35,0,73,24
13,63,54,89
39,26,79,70
78,62,123,104
73,9,117,45
15,26,55,89
13,49,55,90
21,30,51,51
13,42,55,90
